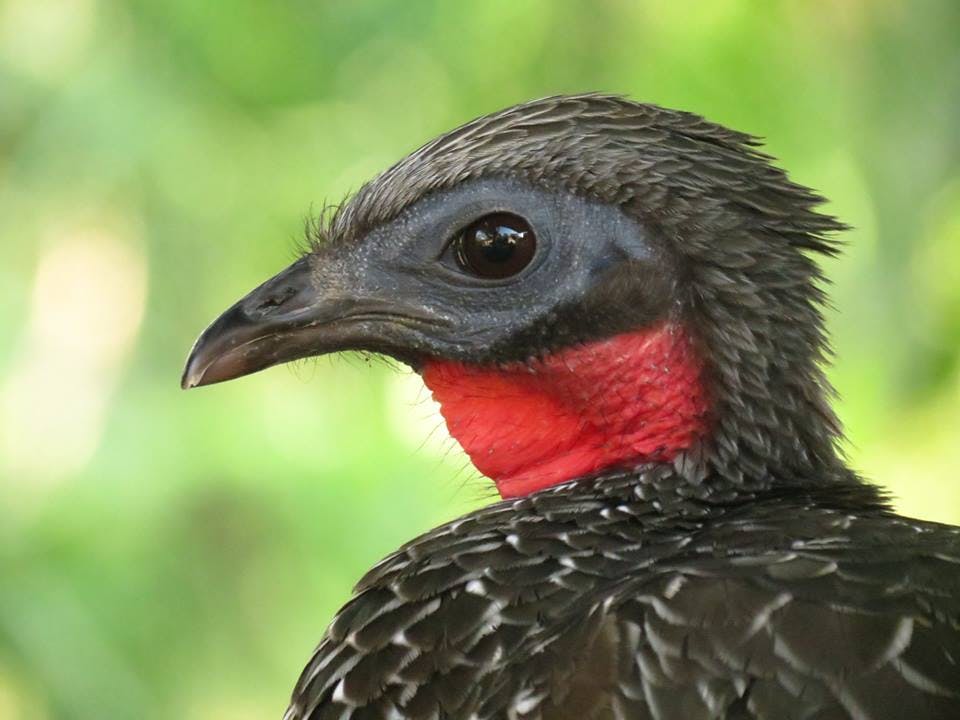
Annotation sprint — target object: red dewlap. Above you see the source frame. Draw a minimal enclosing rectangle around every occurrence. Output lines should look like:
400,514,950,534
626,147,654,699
420,323,709,498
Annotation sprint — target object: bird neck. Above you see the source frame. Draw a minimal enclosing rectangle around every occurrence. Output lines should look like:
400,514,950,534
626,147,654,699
420,323,709,498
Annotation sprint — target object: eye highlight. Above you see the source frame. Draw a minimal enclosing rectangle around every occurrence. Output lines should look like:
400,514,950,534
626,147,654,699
454,213,536,279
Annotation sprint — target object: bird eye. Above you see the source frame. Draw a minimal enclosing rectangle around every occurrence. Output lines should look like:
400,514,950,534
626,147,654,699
454,213,536,279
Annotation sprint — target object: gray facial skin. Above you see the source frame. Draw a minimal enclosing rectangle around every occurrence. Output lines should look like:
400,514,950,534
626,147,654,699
182,177,675,389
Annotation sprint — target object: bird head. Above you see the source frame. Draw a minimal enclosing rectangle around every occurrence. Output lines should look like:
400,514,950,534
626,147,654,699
182,94,846,497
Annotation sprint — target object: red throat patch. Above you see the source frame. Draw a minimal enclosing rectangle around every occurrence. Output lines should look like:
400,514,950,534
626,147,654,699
420,323,709,498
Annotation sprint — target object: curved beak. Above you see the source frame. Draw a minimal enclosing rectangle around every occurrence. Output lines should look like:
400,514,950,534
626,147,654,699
183,257,425,389
182,258,333,389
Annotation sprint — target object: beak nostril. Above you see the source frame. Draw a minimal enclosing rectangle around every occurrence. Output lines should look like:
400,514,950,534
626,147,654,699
254,285,297,314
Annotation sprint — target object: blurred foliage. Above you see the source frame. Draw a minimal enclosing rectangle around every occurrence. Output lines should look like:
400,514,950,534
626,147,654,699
1,0,959,718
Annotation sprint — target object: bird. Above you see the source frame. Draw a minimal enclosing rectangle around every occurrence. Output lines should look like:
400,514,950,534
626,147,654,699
181,94,960,720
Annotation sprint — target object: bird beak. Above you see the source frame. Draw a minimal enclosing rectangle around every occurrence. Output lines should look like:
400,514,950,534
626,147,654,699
182,257,403,390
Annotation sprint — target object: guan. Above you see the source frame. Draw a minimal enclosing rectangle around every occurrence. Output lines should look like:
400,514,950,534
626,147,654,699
182,94,960,719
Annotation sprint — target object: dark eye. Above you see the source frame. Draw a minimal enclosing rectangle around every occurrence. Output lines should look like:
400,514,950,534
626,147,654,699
454,213,536,279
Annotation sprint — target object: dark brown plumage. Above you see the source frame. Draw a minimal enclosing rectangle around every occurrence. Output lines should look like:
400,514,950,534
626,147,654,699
182,94,960,719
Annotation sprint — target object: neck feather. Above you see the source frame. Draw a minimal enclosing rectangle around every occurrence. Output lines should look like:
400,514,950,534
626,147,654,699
420,323,709,498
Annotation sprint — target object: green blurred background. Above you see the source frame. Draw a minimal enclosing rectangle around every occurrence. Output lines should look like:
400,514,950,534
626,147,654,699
1,1,959,717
